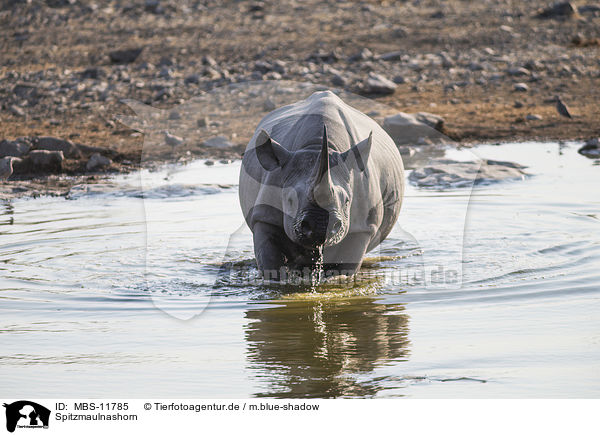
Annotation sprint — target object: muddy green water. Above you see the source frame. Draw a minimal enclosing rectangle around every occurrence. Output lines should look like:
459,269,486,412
1,142,599,398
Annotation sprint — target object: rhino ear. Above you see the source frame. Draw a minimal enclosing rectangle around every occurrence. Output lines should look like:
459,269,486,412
255,129,291,171
341,131,372,172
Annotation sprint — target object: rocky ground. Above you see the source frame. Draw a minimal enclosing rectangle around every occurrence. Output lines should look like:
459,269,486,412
1,0,599,197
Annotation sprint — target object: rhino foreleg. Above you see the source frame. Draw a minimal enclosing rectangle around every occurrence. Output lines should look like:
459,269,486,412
323,232,373,276
253,222,288,281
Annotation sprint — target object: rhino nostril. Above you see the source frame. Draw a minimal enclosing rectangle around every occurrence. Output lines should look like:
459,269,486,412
300,219,313,237
329,220,342,235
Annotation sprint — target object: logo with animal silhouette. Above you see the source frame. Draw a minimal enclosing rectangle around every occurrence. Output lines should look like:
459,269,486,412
3,401,50,433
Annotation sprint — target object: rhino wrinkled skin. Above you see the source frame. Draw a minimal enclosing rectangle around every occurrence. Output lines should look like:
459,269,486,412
239,91,404,280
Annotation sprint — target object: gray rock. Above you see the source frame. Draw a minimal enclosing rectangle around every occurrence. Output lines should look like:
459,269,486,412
397,146,416,158
439,52,455,68
0,139,30,158
364,73,397,95
28,150,64,172
524,60,544,71
536,2,578,18
514,100,525,108
184,74,200,85
414,112,445,130
507,67,531,77
254,60,275,74
526,114,543,121
331,73,347,87
409,159,528,188
203,67,221,80
157,56,173,67
578,5,600,13
9,105,25,117
34,137,81,158
202,55,218,67
13,83,37,100
196,117,209,128
86,153,112,171
379,51,404,61
264,71,282,80
348,48,373,62
578,139,600,158
248,2,265,12
263,97,277,112
383,112,445,145
145,0,164,14
394,26,408,38
158,67,173,79
271,60,287,75
201,136,234,148
80,67,106,79
109,47,143,64
514,82,529,92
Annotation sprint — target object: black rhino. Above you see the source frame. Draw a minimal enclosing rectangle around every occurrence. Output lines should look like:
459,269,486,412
239,90,404,281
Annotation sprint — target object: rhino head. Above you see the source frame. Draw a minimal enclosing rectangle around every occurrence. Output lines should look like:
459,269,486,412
256,125,371,249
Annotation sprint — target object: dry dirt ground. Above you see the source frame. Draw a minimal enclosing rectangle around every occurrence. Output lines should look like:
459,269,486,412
1,0,599,196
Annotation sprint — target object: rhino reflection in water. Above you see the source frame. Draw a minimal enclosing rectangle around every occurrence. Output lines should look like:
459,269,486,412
245,298,410,398
239,91,405,281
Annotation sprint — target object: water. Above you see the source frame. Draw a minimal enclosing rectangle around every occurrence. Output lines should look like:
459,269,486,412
1,142,599,398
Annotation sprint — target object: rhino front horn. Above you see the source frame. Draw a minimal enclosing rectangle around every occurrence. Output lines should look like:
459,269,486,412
311,125,334,204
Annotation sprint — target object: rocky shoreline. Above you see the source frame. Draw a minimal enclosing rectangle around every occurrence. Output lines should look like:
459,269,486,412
1,0,599,198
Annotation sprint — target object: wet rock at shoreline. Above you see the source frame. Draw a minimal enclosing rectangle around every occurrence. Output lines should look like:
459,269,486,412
383,112,446,145
86,153,112,171
414,112,445,131
409,159,528,188
578,138,600,158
